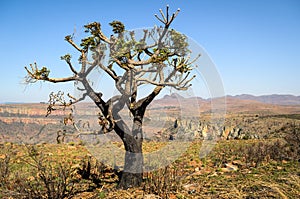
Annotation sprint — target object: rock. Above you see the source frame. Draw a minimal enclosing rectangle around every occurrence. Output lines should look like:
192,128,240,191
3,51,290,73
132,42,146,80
183,183,198,191
208,172,218,177
225,163,238,171
282,160,288,164
221,163,238,172
0,154,7,159
232,160,244,166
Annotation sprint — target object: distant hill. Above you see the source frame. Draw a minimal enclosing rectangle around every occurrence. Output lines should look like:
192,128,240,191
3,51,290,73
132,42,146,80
229,94,300,105
154,94,300,115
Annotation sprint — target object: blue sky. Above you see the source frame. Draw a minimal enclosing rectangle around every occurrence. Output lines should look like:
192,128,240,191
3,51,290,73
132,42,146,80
0,0,299,103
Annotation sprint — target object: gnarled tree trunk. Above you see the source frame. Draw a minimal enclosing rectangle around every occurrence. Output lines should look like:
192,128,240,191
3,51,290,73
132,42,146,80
114,112,144,189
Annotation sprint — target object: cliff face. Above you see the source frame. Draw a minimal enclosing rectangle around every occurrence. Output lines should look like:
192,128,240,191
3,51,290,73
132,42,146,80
156,114,300,141
1,95,300,144
0,104,67,125
0,103,101,144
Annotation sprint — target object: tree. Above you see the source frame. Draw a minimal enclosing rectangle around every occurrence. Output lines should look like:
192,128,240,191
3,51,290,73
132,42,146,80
25,6,199,189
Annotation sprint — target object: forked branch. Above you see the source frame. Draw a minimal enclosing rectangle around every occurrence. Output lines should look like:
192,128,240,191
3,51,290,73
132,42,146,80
155,5,180,27
25,63,78,83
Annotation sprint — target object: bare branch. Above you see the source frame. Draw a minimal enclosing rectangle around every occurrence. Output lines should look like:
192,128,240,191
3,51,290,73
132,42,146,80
83,59,99,76
80,55,87,74
154,14,165,24
61,54,78,75
166,5,170,22
98,63,118,81
67,93,87,105
159,9,167,23
98,31,112,44
46,76,78,83
45,91,87,116
136,78,179,88
25,64,78,84
64,36,88,74
65,35,83,52
67,61,78,75
81,78,106,112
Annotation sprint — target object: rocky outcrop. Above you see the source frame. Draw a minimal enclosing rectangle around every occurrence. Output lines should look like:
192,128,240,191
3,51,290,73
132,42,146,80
162,116,286,140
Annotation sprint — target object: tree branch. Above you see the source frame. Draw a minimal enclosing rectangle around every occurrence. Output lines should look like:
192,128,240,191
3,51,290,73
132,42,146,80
135,85,163,110
65,36,83,52
25,65,78,83
98,63,118,81
67,60,78,75
61,54,78,75
64,36,88,74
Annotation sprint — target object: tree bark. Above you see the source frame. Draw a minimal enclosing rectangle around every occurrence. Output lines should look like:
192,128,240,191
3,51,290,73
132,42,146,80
115,116,144,189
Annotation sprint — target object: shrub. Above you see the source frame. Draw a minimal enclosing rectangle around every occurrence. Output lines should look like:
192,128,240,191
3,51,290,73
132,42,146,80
1,145,78,199
284,122,300,161
143,164,184,198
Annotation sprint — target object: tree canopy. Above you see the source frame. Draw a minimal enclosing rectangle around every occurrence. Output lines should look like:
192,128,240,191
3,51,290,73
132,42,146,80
25,5,199,188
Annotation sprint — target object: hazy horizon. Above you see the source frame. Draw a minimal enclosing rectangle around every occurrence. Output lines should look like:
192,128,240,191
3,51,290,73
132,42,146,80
1,93,300,105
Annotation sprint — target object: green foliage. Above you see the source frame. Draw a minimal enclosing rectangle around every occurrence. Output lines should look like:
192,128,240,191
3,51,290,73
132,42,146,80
77,22,103,54
32,66,50,79
111,37,134,59
109,20,125,34
151,47,171,63
84,22,101,36
81,36,97,51
64,35,72,41
169,29,189,56
174,57,193,73
60,54,72,62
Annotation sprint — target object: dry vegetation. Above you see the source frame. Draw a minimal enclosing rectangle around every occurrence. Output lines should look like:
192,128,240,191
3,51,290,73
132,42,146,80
1,125,299,198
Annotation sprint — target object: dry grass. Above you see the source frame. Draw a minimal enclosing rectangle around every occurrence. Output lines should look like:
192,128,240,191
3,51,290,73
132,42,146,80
0,139,299,198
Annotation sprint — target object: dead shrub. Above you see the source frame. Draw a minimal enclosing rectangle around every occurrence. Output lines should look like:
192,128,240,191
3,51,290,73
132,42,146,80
283,122,300,161
1,145,78,199
143,164,184,198
244,140,289,167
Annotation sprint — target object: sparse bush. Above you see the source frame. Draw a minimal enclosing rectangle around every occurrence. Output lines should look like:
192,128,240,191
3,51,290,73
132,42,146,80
143,165,183,198
283,122,300,161
244,142,266,167
1,145,78,199
0,143,119,198
268,139,287,161
77,155,120,191
243,140,290,167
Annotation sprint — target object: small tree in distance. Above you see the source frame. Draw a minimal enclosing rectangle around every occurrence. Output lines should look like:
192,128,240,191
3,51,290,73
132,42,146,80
25,6,199,189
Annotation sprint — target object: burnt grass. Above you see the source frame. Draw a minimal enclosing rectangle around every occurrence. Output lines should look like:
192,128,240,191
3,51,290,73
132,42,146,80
0,138,299,199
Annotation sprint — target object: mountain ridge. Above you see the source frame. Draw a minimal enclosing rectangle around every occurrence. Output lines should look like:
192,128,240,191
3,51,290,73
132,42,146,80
155,93,300,115
228,94,300,105
159,93,300,105
2,94,300,106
